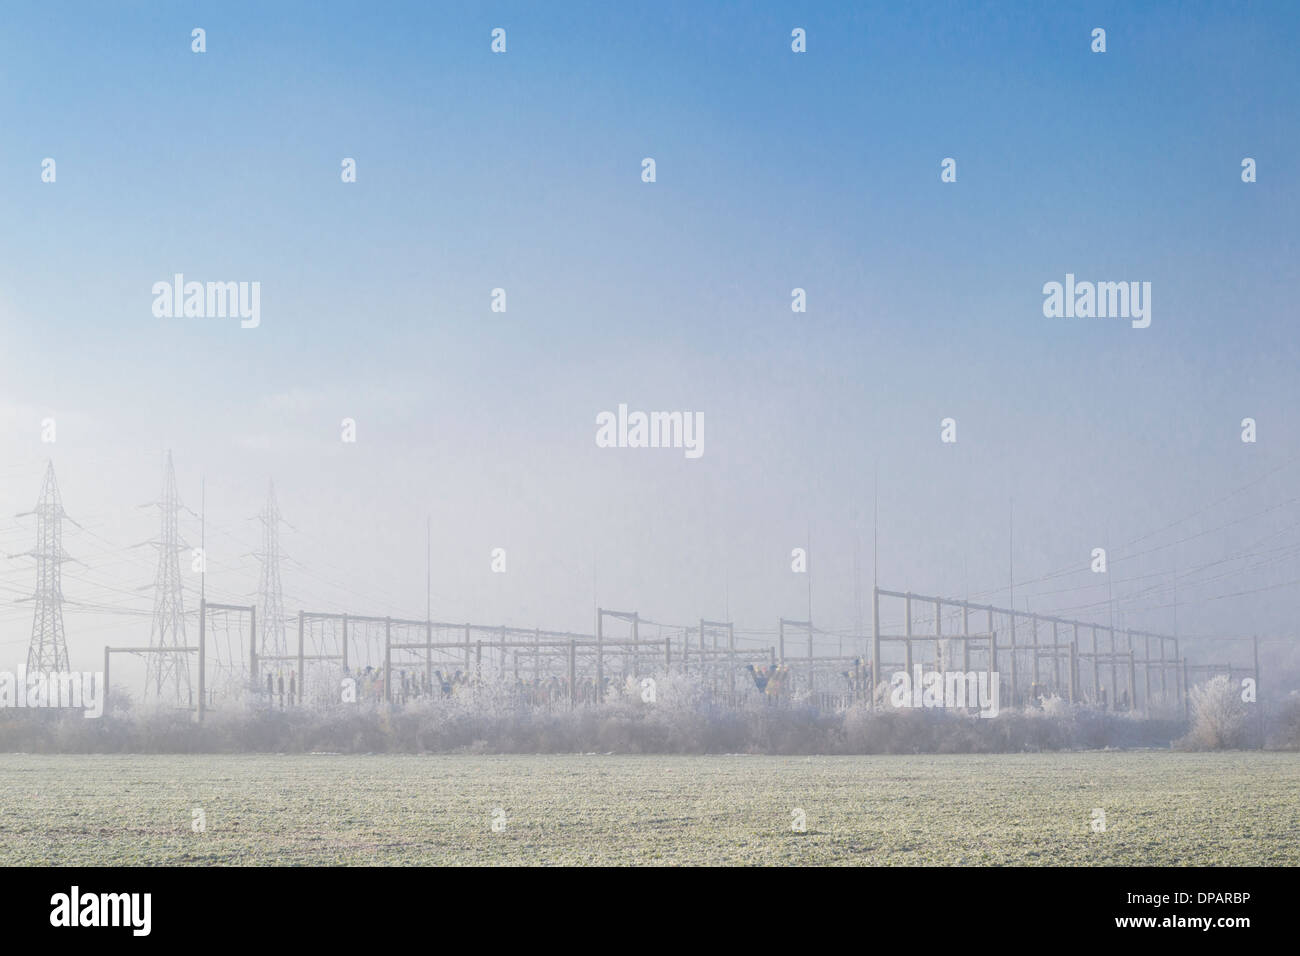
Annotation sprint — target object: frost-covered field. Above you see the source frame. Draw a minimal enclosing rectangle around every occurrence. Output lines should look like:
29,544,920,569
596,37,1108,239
0,752,1295,865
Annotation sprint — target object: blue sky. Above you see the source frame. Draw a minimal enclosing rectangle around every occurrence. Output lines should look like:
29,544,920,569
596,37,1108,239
0,1,1297,674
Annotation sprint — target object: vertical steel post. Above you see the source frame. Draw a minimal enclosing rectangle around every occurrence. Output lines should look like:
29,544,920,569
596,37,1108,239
197,600,206,720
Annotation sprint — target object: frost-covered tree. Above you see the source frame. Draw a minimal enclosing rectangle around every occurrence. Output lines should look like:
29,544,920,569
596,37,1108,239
1180,675,1249,750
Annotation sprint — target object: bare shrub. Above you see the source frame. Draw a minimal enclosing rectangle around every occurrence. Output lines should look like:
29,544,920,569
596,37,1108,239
1266,692,1300,751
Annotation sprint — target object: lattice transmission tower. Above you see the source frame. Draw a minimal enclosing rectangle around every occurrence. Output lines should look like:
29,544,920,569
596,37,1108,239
15,461,73,676
144,451,193,704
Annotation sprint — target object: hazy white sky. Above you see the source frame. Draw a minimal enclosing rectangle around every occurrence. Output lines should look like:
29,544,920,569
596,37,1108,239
1,1,1297,686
